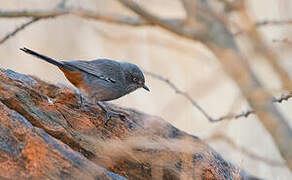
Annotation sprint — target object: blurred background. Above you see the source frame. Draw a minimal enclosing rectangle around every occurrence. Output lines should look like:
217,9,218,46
0,0,292,179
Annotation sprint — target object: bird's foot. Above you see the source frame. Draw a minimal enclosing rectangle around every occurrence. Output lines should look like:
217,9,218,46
104,110,126,125
76,90,89,108
79,103,91,112
97,102,126,125
78,97,91,112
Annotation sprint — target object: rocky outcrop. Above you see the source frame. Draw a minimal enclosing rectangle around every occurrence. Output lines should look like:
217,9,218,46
0,69,259,179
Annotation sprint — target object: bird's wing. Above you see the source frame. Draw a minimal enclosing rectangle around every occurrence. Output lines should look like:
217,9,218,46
63,59,125,84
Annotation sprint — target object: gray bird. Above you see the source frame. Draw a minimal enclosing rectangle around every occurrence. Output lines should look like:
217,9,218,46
20,47,149,123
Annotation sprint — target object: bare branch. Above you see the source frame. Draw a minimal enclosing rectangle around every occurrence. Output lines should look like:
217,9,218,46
118,0,205,40
272,92,292,103
180,0,197,19
0,8,156,45
228,22,292,37
212,110,255,121
71,9,154,26
1,7,291,45
144,71,255,122
146,71,292,123
0,7,185,46
256,20,292,27
207,133,285,167
0,0,64,45
0,9,153,26
0,9,64,18
0,18,39,45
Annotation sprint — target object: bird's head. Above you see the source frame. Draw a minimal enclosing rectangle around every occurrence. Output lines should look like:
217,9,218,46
121,62,150,93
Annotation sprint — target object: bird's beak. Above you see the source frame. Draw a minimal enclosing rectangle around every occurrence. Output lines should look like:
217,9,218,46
142,84,150,92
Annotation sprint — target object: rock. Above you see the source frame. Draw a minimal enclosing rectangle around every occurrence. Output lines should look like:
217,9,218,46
0,98,126,180
0,69,259,180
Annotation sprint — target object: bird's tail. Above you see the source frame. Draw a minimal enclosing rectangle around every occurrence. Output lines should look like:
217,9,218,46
20,47,75,71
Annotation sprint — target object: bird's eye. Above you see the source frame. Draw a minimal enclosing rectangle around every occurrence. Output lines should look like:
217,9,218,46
132,77,138,82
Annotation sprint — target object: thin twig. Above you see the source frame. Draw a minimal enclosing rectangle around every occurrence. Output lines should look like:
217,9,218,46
145,71,292,122
206,133,285,167
234,20,292,36
0,18,39,45
272,92,292,103
0,9,161,26
2,9,291,45
0,8,156,46
144,71,255,122
255,20,292,27
0,8,183,45
0,0,69,45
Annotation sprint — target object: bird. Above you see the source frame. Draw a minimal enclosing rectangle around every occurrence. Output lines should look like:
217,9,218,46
20,47,149,123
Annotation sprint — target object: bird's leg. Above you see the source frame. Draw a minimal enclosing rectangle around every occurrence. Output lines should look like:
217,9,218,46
96,101,107,112
79,93,84,107
76,90,91,111
96,102,125,124
75,90,84,107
